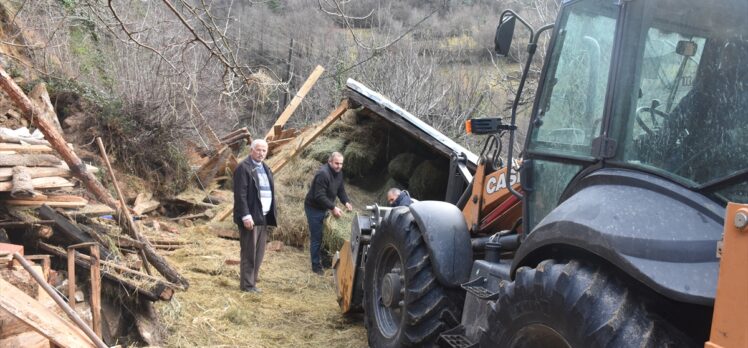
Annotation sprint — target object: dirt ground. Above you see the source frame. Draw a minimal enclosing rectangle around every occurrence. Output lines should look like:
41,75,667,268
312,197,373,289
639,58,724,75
155,222,368,347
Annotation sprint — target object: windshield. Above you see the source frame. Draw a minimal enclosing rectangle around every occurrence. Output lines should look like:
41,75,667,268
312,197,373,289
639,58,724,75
619,0,748,202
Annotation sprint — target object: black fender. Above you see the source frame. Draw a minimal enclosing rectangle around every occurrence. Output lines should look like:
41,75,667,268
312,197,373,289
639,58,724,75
513,169,723,306
409,201,473,287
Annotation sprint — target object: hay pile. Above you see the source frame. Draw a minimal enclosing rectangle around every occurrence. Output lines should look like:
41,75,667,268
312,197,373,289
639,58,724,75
271,111,385,259
156,223,366,347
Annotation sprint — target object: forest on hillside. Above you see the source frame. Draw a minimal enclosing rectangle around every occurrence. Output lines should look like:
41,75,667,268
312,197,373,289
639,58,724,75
0,0,558,194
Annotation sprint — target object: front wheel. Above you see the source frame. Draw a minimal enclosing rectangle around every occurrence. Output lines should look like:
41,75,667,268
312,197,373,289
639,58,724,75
480,260,696,348
363,207,462,347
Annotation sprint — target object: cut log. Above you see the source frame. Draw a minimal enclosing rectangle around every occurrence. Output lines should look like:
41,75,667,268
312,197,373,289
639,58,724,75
0,277,95,348
0,68,119,208
0,176,73,192
10,166,35,198
0,154,60,167
0,143,53,153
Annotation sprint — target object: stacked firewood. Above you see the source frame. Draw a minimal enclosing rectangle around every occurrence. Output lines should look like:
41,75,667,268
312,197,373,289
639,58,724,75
0,127,97,208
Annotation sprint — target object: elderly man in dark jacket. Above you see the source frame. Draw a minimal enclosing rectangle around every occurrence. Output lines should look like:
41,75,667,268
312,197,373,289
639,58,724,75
304,152,352,274
233,139,277,293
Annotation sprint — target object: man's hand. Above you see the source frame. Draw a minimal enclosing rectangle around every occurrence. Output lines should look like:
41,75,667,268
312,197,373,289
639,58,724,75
332,206,343,218
243,219,254,230
345,202,353,212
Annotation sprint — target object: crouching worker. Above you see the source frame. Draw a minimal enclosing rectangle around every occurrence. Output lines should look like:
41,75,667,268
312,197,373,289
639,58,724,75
387,188,413,207
233,139,277,293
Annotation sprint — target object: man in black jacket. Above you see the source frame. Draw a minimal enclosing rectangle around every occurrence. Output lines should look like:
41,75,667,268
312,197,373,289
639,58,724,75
386,188,414,207
304,152,352,274
233,139,277,292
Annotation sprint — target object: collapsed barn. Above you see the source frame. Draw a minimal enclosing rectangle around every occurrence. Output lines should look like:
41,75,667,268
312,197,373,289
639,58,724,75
0,74,478,346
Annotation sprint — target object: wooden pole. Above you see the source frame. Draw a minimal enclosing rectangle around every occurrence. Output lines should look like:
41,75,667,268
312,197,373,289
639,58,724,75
90,245,101,339
67,248,76,311
95,138,151,275
96,138,189,289
0,66,118,208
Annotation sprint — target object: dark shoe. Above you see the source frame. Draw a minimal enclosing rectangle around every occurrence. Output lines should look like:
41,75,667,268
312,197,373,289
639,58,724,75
313,268,324,275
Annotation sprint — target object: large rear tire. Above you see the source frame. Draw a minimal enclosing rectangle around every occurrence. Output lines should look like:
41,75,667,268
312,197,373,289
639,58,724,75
479,259,696,348
363,207,463,347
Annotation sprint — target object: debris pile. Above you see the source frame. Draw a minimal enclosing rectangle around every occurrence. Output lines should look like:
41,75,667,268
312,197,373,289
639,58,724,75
0,69,188,346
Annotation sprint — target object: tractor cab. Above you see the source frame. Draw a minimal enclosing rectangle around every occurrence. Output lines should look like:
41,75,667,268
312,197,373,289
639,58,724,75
503,0,748,231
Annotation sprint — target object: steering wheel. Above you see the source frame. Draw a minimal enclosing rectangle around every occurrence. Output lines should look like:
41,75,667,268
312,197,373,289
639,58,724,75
636,99,669,136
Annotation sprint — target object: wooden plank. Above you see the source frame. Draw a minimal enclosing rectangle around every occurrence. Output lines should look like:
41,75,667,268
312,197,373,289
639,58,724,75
0,166,74,182
0,277,95,348
3,200,87,208
267,98,350,173
0,154,60,167
219,127,249,142
334,240,356,314
0,143,53,153
0,329,51,348
60,204,115,217
264,65,325,140
211,206,233,223
0,177,73,192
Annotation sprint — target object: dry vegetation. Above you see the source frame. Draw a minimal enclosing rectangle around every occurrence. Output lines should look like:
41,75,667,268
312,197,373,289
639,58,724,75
157,224,367,347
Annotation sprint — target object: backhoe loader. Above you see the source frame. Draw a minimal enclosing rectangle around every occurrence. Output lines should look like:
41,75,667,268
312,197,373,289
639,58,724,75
333,0,748,346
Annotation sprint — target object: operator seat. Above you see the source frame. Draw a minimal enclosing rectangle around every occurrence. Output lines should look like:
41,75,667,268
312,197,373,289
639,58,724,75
657,38,748,183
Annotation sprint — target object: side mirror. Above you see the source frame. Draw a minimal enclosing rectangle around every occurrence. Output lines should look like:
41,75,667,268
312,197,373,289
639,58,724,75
494,15,516,56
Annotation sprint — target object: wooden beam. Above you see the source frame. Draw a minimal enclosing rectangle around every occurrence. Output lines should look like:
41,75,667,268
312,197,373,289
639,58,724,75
265,65,325,140
267,98,350,173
